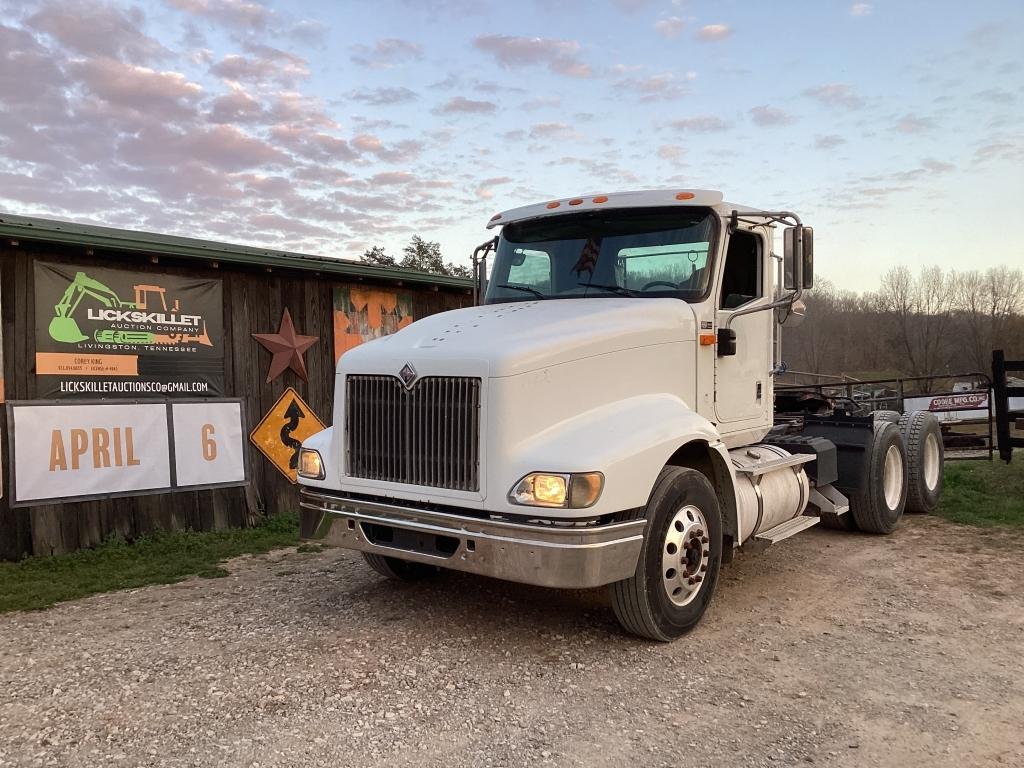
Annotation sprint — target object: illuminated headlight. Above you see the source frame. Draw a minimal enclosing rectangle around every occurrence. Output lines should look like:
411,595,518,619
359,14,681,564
509,472,604,509
297,448,325,480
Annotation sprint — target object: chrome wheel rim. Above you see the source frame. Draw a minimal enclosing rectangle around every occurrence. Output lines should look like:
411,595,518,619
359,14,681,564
662,505,710,607
883,444,904,510
923,432,941,491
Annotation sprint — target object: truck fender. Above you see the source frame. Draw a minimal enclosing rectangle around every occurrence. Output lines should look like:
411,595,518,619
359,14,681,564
665,440,740,555
494,393,728,519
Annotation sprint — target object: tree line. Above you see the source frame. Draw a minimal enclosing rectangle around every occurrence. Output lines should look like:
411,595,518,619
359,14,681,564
360,236,470,278
783,265,1024,385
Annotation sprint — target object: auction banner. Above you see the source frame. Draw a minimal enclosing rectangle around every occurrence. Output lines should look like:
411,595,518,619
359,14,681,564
34,262,224,397
6,399,247,507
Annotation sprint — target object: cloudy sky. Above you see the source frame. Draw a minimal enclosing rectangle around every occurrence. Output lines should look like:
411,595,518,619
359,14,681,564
1,0,1021,291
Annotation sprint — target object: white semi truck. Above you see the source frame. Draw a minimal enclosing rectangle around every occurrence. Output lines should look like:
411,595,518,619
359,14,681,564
297,189,944,641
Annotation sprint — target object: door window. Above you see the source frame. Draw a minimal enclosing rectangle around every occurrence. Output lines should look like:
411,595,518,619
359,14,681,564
719,230,762,309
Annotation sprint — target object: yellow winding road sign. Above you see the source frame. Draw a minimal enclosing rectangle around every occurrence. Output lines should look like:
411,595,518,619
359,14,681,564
249,388,325,483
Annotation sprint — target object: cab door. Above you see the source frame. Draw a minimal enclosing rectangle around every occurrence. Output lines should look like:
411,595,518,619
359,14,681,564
714,229,773,426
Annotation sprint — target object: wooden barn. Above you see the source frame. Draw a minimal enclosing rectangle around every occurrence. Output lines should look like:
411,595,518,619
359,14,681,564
0,213,473,560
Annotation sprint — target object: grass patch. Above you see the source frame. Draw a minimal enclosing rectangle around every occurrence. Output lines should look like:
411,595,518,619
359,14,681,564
936,459,1024,527
0,512,300,614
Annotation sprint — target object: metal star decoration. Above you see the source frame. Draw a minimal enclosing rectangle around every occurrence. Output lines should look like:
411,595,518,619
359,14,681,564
252,308,318,383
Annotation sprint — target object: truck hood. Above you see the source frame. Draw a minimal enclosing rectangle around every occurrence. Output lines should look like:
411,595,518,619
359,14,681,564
339,298,697,378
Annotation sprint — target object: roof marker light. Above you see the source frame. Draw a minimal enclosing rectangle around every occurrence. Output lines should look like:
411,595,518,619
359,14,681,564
546,202,560,209
676,192,695,200
592,195,608,203
568,198,583,206
490,213,502,221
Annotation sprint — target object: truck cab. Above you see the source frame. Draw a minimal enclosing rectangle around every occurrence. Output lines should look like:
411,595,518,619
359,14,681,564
298,189,943,641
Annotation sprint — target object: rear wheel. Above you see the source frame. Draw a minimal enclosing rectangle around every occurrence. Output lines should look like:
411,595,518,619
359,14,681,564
899,411,944,513
873,410,902,424
850,421,908,534
818,509,858,531
610,467,723,641
362,552,441,581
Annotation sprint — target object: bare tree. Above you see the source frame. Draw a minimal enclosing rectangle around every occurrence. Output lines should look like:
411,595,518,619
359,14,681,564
877,266,955,388
954,267,1024,371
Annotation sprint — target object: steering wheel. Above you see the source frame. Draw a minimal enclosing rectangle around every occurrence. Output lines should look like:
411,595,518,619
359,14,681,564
641,280,679,291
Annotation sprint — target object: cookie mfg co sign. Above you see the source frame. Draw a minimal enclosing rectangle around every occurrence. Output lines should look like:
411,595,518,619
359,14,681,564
5,400,247,507
34,262,224,398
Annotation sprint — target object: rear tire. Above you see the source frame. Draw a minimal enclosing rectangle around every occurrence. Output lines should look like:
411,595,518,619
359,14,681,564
873,410,902,424
819,510,858,531
610,467,723,642
898,411,944,513
362,552,441,581
850,421,908,534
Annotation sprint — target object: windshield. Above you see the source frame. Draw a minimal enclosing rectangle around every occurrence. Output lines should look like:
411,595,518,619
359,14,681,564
485,207,717,304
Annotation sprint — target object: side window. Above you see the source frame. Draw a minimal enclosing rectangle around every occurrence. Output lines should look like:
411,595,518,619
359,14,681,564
616,243,710,291
719,231,762,309
507,249,552,292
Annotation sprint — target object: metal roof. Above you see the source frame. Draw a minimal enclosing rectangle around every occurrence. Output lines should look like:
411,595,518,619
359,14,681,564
0,212,473,290
486,189,728,229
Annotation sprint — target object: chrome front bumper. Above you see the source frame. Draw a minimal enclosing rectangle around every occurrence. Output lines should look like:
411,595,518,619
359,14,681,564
299,489,646,589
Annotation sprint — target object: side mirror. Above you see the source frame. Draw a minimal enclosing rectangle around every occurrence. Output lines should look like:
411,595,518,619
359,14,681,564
783,226,814,290
776,297,807,327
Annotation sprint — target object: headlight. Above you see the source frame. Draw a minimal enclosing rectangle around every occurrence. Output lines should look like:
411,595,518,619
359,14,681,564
297,448,325,480
509,472,604,509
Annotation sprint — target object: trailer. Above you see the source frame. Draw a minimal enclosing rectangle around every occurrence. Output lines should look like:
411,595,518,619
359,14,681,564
297,189,944,641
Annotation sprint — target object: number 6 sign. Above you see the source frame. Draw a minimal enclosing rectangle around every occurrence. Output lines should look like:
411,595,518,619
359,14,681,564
172,402,246,487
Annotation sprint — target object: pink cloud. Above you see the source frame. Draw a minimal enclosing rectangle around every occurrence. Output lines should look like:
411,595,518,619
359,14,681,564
350,38,422,69
27,0,168,63
210,45,309,86
166,0,270,31
474,35,592,78
71,58,203,119
654,17,685,39
696,24,732,42
749,105,796,127
433,96,497,114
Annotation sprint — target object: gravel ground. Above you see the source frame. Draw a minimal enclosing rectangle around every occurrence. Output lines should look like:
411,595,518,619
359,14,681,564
1,515,1022,768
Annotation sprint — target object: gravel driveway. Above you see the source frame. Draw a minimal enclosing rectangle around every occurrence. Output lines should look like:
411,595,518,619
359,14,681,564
1,515,1022,768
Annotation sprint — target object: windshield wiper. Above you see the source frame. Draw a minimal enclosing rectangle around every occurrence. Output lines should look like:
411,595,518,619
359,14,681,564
577,282,639,297
496,283,545,298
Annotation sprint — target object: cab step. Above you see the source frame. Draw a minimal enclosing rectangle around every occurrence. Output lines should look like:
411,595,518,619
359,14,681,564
754,515,820,545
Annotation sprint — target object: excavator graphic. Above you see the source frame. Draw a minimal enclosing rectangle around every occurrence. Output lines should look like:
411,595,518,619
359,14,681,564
49,272,125,343
48,271,212,346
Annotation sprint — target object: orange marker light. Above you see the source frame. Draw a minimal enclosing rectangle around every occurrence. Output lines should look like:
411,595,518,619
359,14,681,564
676,192,695,200
490,213,502,221
547,201,560,209
569,198,583,206
592,195,608,203
699,333,716,346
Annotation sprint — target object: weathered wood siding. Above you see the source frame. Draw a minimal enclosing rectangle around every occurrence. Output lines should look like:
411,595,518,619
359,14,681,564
0,240,470,560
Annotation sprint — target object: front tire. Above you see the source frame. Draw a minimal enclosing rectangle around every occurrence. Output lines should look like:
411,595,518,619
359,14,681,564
362,552,441,581
610,467,723,641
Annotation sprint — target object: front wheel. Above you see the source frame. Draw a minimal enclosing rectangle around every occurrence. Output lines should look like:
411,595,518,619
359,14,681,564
610,467,723,641
362,552,441,581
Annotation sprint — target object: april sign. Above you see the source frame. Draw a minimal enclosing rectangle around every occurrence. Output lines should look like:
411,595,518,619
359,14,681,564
34,262,225,397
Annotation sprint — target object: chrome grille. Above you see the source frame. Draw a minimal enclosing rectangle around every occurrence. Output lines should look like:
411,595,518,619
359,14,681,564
345,375,481,491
